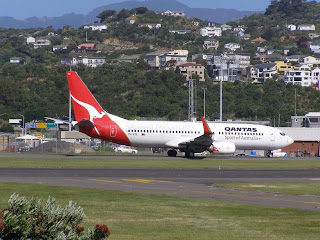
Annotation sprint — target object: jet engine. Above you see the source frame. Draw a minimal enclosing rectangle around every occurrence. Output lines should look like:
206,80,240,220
208,141,236,154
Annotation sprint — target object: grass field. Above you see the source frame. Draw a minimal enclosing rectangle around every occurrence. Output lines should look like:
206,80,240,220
0,183,320,240
1,155,320,169
215,182,320,196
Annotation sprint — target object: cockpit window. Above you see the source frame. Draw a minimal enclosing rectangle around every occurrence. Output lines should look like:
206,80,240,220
280,132,285,136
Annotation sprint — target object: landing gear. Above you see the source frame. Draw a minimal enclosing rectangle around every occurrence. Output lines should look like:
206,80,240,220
167,149,177,157
185,150,194,158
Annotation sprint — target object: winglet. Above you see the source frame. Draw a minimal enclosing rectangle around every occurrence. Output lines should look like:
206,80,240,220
201,116,212,135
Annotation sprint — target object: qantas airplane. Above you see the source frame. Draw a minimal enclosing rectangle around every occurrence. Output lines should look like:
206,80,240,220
66,71,294,158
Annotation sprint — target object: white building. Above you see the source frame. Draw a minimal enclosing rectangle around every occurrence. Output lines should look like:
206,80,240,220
169,29,191,35
83,23,107,31
297,24,316,31
144,50,188,70
138,23,162,29
34,39,51,49
157,10,185,17
221,24,232,31
284,65,320,87
61,56,105,68
224,43,241,51
203,39,219,50
286,24,296,31
303,56,320,65
26,37,35,44
200,27,222,37
248,63,277,84
308,42,320,54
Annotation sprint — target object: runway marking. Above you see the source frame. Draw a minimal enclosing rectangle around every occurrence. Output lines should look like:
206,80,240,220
309,178,320,181
88,179,122,183
121,179,173,184
304,202,320,205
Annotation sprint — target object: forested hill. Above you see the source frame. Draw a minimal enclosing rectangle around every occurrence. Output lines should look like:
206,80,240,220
1,63,320,126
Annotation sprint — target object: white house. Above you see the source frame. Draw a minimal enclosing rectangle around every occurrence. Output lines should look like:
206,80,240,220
297,24,316,31
308,42,320,53
203,39,219,50
284,66,316,87
138,23,162,29
26,37,35,44
221,24,232,31
169,29,191,35
224,43,241,51
303,56,320,65
61,56,105,68
200,27,222,37
10,57,23,64
144,50,188,70
286,24,296,31
83,23,107,31
157,10,185,17
34,39,51,49
52,45,68,52
247,63,277,84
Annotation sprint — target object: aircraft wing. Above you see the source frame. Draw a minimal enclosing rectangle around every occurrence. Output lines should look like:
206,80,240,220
165,117,214,149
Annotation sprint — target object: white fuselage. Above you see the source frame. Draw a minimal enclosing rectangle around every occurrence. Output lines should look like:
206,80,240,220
114,118,293,151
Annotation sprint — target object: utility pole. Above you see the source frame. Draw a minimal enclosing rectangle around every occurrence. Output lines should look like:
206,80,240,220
220,65,223,121
294,88,297,116
69,92,72,131
202,88,206,118
188,79,196,121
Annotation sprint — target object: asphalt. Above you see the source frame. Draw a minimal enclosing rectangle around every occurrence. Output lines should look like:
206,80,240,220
0,167,320,211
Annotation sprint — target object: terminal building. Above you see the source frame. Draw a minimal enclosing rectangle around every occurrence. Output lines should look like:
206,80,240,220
278,112,320,157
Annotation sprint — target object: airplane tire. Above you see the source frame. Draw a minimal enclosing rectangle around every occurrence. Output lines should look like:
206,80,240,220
167,149,177,157
185,151,194,158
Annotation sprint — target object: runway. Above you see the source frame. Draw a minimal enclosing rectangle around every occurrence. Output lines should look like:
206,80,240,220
0,168,320,211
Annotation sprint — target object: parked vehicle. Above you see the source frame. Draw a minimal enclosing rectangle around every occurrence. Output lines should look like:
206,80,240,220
114,145,138,154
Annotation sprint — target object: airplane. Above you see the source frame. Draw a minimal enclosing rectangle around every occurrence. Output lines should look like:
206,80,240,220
66,71,294,158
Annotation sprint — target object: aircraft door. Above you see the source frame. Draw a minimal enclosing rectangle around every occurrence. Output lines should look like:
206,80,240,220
270,131,275,141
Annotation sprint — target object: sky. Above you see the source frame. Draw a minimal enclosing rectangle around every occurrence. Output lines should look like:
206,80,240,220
0,0,317,20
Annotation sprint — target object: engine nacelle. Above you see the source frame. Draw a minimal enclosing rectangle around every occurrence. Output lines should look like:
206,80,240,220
208,141,236,154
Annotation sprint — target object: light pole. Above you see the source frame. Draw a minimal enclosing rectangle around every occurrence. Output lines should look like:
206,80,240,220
18,114,26,143
202,88,206,118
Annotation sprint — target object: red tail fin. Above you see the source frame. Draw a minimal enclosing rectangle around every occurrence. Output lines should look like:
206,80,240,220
66,71,110,122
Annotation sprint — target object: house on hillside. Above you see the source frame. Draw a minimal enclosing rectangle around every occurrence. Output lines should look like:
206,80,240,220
138,23,162,29
284,65,320,87
298,24,316,31
200,27,222,37
52,45,68,52
26,37,35,44
83,23,107,31
144,50,189,70
224,43,241,52
251,38,267,44
247,63,277,84
169,29,191,35
203,39,219,50
286,24,297,31
308,42,320,54
175,62,205,81
10,57,23,64
77,43,98,53
156,10,185,17
61,56,105,68
34,39,51,49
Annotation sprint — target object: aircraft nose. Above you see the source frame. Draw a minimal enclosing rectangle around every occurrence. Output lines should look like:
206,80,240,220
287,136,294,145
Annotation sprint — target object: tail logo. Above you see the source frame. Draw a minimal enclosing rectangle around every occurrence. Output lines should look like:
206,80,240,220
71,94,107,122
110,125,117,138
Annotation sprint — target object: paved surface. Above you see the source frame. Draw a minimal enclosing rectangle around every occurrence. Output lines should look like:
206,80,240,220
0,167,320,211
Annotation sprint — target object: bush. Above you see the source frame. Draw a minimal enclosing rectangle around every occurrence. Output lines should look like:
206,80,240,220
0,193,110,240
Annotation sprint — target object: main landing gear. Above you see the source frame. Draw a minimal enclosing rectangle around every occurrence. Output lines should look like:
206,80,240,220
167,149,177,157
185,150,194,158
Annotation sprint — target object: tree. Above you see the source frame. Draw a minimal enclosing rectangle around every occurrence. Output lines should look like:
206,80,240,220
97,10,116,23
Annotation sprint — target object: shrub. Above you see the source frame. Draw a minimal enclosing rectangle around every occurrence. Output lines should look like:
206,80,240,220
0,193,110,240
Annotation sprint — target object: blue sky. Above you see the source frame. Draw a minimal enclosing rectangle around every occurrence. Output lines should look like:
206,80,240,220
0,0,316,19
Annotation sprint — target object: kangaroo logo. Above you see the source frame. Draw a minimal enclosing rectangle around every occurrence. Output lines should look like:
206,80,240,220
71,94,108,136
71,94,107,122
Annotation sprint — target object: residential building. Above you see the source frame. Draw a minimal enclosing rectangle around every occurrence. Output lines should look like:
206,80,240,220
83,23,107,31
221,24,232,31
34,39,51,49
210,53,250,69
191,53,215,61
208,63,243,82
247,63,277,84
275,61,297,73
240,34,251,40
286,55,306,63
309,33,320,39
10,57,23,64
203,39,219,50
169,29,191,35
308,42,320,54
200,27,222,37
286,24,296,31
284,66,315,87
52,45,68,52
77,43,98,53
157,10,185,17
175,62,205,81
254,54,286,63
61,56,105,68
26,37,35,44
138,23,162,29
303,56,320,65
144,50,188,70
297,24,316,31
224,43,241,51
251,37,267,44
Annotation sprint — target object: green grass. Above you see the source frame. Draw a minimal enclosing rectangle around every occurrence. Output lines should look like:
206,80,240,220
1,155,320,169
0,183,319,240
215,182,320,196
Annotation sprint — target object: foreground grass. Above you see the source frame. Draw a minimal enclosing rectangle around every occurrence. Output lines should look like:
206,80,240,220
215,182,320,196
0,183,319,240
1,155,320,169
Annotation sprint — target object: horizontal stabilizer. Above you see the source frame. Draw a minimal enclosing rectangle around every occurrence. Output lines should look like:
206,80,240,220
74,119,96,131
